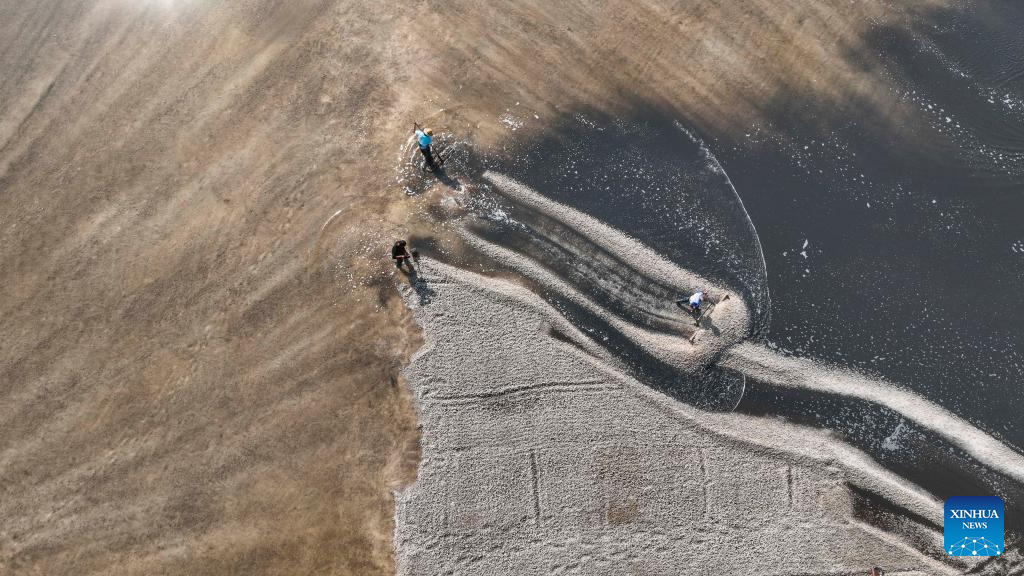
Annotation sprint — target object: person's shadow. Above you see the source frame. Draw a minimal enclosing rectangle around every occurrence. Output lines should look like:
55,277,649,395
399,262,436,306
699,314,723,337
425,162,462,191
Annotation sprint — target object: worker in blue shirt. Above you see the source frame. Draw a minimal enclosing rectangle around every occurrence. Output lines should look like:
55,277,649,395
413,123,436,169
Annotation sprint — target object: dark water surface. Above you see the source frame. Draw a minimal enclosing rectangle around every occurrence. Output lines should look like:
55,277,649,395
712,2,1024,452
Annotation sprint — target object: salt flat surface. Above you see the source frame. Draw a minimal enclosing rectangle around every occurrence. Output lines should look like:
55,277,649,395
394,260,958,576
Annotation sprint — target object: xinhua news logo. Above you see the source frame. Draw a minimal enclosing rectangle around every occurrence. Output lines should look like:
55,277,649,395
944,496,1004,557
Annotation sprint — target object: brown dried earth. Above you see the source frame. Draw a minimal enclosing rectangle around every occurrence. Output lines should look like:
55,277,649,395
0,0,949,574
